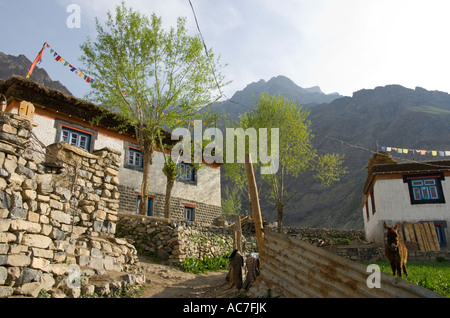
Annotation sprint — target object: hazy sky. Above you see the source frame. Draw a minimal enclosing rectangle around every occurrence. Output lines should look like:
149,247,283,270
2,0,450,100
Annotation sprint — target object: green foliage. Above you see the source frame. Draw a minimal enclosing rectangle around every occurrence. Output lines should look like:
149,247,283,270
229,92,347,231
80,2,227,132
162,155,179,179
181,255,230,274
368,260,450,297
221,185,242,217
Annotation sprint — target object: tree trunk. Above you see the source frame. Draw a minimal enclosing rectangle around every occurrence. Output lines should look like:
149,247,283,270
138,138,153,215
164,176,175,218
277,203,283,233
276,165,285,233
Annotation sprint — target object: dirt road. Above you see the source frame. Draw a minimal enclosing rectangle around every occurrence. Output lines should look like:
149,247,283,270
137,255,240,298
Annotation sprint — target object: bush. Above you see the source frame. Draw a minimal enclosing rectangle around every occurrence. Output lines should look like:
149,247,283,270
181,254,230,274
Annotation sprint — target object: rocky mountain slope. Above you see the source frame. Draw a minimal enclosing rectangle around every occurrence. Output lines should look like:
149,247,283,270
216,80,450,230
0,52,72,95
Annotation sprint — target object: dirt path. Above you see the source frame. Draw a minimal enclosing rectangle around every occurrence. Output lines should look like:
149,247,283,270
137,255,240,298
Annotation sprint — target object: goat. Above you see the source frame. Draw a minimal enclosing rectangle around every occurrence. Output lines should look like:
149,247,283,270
384,222,408,277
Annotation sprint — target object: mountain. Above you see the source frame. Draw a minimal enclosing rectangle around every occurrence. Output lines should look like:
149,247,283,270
282,85,450,229
0,52,72,95
211,75,342,122
218,80,450,230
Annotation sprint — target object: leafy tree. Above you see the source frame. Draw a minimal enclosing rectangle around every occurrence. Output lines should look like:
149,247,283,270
80,2,227,215
221,185,242,217
239,93,347,232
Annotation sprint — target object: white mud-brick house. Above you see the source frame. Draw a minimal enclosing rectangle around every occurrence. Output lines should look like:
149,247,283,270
0,76,222,224
362,151,450,249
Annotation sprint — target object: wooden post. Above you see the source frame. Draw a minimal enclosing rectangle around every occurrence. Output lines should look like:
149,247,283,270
245,153,264,258
235,215,243,252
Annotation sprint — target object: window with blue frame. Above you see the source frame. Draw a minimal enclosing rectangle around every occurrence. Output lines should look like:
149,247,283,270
183,206,194,221
136,195,152,216
177,162,195,183
128,148,143,168
60,126,91,151
403,173,445,204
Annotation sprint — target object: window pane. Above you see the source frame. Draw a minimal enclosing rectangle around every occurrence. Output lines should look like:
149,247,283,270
128,152,135,165
134,152,141,166
424,179,436,185
70,132,78,146
413,187,422,200
61,130,69,143
79,135,88,150
421,187,429,199
186,165,192,180
412,180,423,186
430,186,439,199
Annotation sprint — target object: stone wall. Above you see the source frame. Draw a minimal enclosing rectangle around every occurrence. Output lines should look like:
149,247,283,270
0,112,142,298
116,213,257,263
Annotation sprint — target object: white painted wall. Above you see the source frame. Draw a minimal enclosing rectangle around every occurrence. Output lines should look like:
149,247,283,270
364,176,450,245
31,113,221,208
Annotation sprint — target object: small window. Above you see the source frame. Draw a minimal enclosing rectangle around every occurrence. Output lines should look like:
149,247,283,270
177,162,195,183
403,173,445,204
128,148,143,168
60,126,91,151
434,221,447,248
136,195,152,217
184,206,194,221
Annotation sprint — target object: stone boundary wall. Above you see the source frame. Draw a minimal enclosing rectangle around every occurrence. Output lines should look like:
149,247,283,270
0,112,142,298
116,213,257,263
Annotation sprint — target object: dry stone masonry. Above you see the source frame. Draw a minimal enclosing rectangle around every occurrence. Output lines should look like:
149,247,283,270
116,213,257,263
0,111,143,298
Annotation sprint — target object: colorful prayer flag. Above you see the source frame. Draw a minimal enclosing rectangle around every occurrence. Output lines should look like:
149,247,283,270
26,42,48,78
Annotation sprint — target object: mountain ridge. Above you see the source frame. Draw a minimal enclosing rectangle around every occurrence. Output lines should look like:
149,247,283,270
0,52,72,95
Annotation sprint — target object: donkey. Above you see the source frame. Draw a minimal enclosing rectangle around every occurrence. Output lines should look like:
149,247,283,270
384,222,408,277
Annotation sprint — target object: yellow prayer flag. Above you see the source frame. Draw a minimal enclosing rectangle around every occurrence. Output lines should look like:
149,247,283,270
432,151,437,156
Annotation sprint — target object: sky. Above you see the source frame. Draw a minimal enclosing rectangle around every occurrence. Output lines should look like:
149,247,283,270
2,0,450,100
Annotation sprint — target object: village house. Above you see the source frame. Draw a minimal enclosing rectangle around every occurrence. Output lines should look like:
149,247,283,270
362,151,450,250
0,76,222,224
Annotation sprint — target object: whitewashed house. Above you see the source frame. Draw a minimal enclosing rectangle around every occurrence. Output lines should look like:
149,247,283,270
0,76,222,224
362,151,450,249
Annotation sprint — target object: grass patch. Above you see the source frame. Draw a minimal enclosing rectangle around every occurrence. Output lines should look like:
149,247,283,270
365,260,450,297
181,254,230,274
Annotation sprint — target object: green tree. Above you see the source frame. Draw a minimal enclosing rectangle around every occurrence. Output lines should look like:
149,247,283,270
80,2,227,215
239,93,347,232
221,185,242,217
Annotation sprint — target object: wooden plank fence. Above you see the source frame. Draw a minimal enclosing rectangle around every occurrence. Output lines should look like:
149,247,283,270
399,222,440,252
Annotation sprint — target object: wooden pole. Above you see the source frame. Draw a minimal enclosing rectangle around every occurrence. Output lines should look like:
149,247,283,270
244,153,264,258
234,215,243,252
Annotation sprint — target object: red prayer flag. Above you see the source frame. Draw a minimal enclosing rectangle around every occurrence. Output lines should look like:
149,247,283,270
26,42,48,78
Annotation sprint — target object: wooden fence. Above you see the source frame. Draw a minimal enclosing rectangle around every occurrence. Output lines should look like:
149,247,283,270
248,230,444,298
399,222,440,252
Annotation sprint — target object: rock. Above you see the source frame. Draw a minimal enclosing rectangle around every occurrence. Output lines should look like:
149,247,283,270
17,282,42,298
0,286,13,298
9,207,28,220
94,282,110,296
0,266,7,285
7,254,31,267
40,273,56,290
81,284,95,296
49,288,66,298
21,268,42,284
50,210,72,225
22,234,52,249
